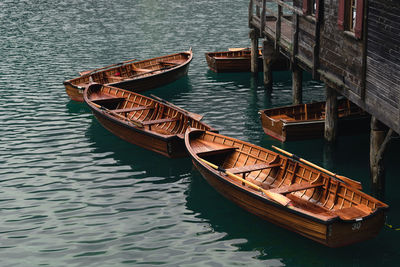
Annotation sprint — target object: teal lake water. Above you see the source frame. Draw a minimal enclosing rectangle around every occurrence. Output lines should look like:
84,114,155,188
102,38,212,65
1,0,399,266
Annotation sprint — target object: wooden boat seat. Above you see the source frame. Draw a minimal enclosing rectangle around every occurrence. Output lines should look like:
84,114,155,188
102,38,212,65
330,206,370,220
227,163,280,174
142,117,179,126
160,60,180,66
194,140,237,157
113,106,153,113
286,194,338,220
106,75,125,80
132,67,153,73
272,114,295,122
268,182,324,194
92,97,125,105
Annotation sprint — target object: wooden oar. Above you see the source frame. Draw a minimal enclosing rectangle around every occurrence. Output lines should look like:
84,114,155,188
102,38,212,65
79,58,137,76
198,158,291,206
272,146,363,190
150,94,204,121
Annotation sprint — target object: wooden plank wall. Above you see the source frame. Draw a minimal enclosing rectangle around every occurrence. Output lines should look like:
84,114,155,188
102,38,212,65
297,16,315,71
318,0,364,96
293,0,364,94
366,0,400,134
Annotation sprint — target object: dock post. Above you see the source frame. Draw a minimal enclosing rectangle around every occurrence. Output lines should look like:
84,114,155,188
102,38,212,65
249,28,259,74
292,65,303,104
262,40,275,90
324,86,338,142
370,117,392,198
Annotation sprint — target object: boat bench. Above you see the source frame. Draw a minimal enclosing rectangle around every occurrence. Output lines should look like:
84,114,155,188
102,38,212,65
268,182,324,195
142,117,179,125
113,106,153,113
133,67,153,73
227,163,280,175
141,118,179,130
160,60,180,66
272,114,295,122
106,75,125,80
93,97,125,105
328,206,370,220
195,140,237,157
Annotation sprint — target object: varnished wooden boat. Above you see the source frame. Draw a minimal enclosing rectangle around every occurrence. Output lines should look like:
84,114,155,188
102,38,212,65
205,48,289,72
65,50,193,102
185,129,388,247
259,99,370,142
84,83,214,158
205,49,262,72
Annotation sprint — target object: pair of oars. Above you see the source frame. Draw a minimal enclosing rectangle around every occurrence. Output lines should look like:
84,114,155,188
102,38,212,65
198,158,292,207
272,146,362,190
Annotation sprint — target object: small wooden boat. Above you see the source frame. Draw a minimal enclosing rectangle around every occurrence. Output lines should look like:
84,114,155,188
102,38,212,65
185,129,388,247
205,49,262,72
84,83,214,158
205,48,289,72
259,99,370,142
64,50,193,102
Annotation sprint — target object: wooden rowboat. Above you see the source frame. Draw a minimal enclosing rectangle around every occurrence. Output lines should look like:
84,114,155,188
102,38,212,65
205,48,289,72
84,83,214,158
65,50,193,102
205,49,262,72
259,99,370,142
185,129,388,247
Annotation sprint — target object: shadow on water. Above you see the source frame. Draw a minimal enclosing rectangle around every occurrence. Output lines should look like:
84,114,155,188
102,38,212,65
65,99,91,115
85,117,193,182
142,75,192,101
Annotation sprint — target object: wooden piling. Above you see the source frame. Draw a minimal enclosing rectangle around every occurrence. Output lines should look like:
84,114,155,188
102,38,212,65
324,86,338,142
292,65,303,104
370,117,393,198
262,40,275,90
249,28,259,73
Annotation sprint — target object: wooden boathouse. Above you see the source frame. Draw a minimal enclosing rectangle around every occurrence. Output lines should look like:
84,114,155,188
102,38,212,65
248,0,399,195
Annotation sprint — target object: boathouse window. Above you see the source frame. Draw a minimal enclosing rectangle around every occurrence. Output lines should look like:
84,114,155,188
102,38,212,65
302,0,317,17
348,0,357,31
311,0,317,16
338,0,364,39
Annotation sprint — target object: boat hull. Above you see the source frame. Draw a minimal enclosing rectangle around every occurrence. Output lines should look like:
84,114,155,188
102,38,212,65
92,109,187,158
64,82,84,102
193,159,386,247
260,114,371,142
205,50,289,72
260,100,370,142
206,54,262,72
